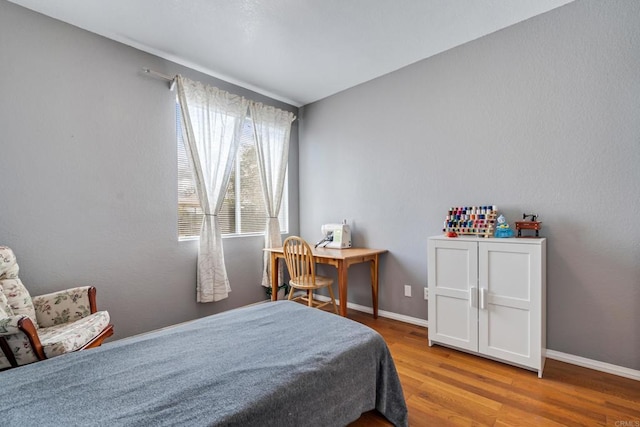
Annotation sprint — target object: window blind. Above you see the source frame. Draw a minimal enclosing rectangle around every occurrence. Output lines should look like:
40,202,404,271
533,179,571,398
176,103,288,238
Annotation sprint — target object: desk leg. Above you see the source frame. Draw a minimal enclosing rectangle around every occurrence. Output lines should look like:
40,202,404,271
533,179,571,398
370,255,379,319
270,253,279,301
338,260,348,317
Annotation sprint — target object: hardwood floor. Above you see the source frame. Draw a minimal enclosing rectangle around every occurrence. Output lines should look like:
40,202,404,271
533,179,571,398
342,309,640,427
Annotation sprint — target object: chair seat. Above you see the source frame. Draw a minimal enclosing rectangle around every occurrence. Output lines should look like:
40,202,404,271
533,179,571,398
283,236,338,314
290,274,333,290
39,311,111,358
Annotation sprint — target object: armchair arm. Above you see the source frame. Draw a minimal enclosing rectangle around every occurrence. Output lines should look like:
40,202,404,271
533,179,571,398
0,315,28,336
0,315,43,368
33,286,96,328
17,316,46,361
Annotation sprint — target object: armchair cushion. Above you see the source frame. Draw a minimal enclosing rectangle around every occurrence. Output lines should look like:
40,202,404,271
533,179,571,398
0,314,26,336
0,334,38,369
0,311,112,370
0,247,37,326
39,310,111,358
33,286,94,328
0,292,14,318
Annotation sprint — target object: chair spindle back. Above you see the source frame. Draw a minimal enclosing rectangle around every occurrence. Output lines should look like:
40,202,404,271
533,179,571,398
283,237,315,287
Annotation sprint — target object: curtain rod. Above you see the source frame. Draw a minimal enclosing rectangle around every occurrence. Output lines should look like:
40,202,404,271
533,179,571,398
141,67,296,120
142,67,177,91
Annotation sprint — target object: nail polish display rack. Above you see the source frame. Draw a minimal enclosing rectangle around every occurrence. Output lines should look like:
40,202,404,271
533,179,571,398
443,206,497,238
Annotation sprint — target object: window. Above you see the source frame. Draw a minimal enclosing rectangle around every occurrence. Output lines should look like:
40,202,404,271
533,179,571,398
177,104,289,239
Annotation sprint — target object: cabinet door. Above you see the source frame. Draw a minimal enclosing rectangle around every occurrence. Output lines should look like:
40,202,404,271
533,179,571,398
428,239,478,352
478,242,541,369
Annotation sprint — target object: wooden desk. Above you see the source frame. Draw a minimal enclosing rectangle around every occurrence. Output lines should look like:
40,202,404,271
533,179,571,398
265,247,387,318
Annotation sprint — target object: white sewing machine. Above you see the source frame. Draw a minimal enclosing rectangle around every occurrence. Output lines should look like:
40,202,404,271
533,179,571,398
315,222,352,249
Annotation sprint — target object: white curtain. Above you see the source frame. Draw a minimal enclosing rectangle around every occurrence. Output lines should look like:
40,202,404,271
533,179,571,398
250,102,296,288
176,75,250,302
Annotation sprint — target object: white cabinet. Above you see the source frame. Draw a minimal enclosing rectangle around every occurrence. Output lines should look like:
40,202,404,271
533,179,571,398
427,236,546,377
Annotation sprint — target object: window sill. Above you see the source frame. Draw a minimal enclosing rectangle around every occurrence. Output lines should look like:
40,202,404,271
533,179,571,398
178,231,289,242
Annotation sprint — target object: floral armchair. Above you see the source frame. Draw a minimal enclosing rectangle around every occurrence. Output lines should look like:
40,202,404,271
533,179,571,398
0,246,114,370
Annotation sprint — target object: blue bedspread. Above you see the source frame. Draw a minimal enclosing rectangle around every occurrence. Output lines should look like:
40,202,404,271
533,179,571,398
0,301,408,426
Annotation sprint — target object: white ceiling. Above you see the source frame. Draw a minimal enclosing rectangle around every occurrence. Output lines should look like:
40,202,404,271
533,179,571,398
9,0,573,106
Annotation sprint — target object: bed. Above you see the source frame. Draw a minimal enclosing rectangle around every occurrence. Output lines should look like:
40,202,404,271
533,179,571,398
0,300,408,426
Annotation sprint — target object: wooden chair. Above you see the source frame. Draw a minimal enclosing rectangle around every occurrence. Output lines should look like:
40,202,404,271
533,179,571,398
282,236,338,313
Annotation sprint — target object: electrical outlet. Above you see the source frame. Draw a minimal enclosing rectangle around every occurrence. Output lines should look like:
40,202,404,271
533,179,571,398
404,284,412,297
424,287,429,300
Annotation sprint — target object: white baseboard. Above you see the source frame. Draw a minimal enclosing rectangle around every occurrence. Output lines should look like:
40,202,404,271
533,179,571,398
312,294,638,381
313,294,428,327
343,300,429,328
545,349,640,381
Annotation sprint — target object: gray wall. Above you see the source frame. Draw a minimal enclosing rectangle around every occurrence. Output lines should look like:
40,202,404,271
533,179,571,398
0,1,299,339
299,0,640,370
